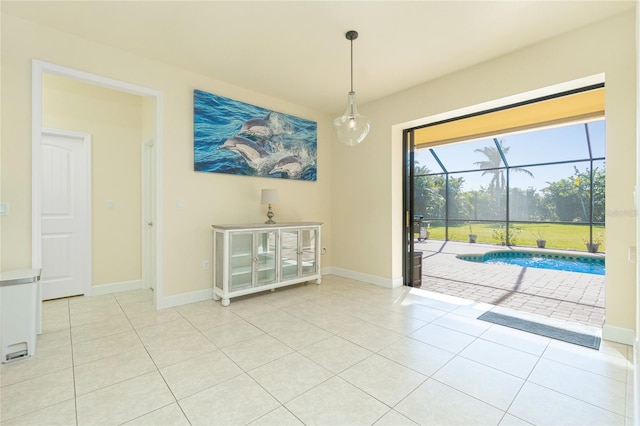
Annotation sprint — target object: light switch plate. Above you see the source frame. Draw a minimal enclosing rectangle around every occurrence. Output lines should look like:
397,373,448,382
0,202,9,216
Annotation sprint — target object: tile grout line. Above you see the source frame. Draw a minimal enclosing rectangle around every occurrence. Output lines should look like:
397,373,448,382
65,298,80,426
493,330,551,424
115,293,191,425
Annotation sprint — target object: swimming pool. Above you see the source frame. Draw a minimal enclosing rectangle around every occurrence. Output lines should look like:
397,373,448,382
457,251,605,275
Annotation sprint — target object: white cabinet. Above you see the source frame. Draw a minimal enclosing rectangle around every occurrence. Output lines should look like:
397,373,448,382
212,222,321,306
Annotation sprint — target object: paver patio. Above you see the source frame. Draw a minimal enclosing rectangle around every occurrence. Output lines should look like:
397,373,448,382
414,240,605,328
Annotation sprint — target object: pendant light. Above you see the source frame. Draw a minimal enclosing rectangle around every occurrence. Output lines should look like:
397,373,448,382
333,30,371,146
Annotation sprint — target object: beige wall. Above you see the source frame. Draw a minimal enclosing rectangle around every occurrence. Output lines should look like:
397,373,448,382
1,14,333,299
42,74,143,287
332,11,637,333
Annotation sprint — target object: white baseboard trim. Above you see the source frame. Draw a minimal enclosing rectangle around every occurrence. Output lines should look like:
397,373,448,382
391,276,404,287
92,279,142,296
320,266,333,277
602,324,634,345
324,267,403,288
634,340,640,425
157,288,213,310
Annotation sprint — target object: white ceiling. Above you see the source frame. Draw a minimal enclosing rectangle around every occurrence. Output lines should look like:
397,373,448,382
3,1,634,114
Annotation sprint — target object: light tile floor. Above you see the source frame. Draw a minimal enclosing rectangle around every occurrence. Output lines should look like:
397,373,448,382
0,275,633,425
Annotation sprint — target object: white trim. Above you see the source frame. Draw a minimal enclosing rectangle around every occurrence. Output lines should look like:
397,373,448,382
153,97,163,310
41,128,93,298
391,276,404,287
141,137,156,291
324,267,403,288
35,61,160,97
602,324,634,345
635,7,640,426
31,64,43,270
32,59,163,309
92,280,142,296
634,338,639,426
320,266,332,277
158,288,213,310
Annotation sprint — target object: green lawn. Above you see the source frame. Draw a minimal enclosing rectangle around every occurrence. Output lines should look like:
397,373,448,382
423,223,605,252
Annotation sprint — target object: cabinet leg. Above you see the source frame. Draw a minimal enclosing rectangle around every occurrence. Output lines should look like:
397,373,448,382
221,298,230,307
270,288,275,292
315,277,321,284
212,293,221,301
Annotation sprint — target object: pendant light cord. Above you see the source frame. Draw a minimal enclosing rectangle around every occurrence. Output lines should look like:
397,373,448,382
350,37,354,93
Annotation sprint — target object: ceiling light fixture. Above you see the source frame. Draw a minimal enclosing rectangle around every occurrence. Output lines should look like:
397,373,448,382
333,30,371,146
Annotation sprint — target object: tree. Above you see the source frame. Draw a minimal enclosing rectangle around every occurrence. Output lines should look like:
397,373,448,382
541,165,605,222
473,139,534,207
413,163,464,222
509,186,545,221
413,163,445,219
591,166,605,223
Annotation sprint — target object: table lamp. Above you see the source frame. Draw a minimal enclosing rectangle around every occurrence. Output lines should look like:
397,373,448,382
261,189,278,224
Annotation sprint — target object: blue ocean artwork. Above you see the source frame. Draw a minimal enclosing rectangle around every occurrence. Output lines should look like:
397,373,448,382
194,89,318,181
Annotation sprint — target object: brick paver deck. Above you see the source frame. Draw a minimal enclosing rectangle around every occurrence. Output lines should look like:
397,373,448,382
415,240,605,328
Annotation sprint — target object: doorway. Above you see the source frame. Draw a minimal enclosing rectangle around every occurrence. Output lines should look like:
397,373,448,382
401,84,607,329
31,60,163,307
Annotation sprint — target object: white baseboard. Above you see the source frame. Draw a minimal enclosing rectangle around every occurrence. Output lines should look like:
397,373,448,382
157,288,213,310
391,276,404,287
320,266,333,277
602,324,634,345
91,279,142,296
634,341,640,425
324,267,403,288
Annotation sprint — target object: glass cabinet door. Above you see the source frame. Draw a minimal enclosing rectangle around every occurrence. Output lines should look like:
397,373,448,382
230,232,253,290
300,228,317,276
256,230,277,286
280,229,299,280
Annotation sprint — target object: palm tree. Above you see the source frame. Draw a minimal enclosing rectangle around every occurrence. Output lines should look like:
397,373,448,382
413,162,446,218
473,139,533,205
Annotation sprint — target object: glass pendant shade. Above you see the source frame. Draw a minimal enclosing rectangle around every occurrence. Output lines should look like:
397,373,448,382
333,92,371,146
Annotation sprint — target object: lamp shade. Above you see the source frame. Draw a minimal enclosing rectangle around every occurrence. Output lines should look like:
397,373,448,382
261,189,278,204
333,91,371,146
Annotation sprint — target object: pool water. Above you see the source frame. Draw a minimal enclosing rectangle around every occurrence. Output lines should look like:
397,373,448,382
457,251,605,275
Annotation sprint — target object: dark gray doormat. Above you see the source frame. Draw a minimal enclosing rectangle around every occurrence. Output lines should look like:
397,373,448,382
478,311,601,350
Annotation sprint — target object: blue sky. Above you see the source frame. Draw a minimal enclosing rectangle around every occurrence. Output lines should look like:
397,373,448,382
415,119,605,191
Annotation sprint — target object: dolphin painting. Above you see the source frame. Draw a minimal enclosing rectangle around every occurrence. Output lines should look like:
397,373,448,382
270,155,304,177
218,136,268,166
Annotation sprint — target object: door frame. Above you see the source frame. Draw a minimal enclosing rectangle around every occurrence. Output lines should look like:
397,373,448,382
41,128,93,298
32,59,164,308
142,137,156,291
402,128,416,286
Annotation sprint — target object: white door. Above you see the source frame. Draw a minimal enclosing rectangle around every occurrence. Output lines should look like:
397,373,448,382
40,130,91,300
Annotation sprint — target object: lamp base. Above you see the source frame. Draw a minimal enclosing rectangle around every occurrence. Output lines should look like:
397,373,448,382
265,204,276,224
